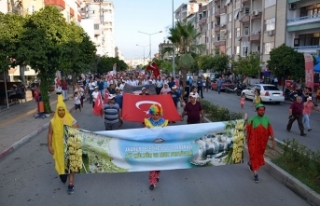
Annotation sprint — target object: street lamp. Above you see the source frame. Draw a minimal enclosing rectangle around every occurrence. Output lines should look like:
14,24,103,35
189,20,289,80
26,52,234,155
172,0,176,77
136,44,148,65
138,30,162,62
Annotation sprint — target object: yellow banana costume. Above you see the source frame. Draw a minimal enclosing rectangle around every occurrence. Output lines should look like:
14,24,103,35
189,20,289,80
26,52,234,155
51,95,76,174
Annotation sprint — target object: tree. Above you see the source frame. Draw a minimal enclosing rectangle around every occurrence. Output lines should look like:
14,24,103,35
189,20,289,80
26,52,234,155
267,44,305,83
197,55,214,71
0,13,25,73
59,23,96,86
232,53,261,77
97,56,128,74
17,6,70,113
212,53,230,73
168,21,204,90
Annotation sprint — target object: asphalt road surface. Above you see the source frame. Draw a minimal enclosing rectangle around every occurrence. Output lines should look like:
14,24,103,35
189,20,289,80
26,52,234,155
202,89,320,151
0,100,309,206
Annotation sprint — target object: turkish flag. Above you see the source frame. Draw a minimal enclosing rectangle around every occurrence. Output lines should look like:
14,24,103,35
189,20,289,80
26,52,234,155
93,93,103,117
146,62,160,78
122,94,180,122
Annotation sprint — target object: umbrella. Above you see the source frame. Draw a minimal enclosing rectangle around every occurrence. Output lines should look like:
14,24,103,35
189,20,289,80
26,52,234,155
314,57,320,73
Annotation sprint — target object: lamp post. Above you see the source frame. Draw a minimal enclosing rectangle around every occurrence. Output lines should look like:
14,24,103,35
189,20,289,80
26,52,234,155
138,30,162,62
136,44,148,65
172,0,176,77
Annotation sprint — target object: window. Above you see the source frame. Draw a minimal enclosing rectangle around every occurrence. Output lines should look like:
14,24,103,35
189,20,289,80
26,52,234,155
236,46,240,55
264,42,274,54
264,0,276,8
236,27,240,37
265,18,275,31
242,47,248,56
245,8,250,15
221,14,227,25
94,24,99,30
244,27,249,36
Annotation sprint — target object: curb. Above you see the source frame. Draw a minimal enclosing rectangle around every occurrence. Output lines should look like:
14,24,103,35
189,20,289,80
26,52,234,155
203,116,320,206
0,104,75,161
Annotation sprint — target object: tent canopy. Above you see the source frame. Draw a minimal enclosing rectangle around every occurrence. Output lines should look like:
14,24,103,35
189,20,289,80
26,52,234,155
315,57,320,73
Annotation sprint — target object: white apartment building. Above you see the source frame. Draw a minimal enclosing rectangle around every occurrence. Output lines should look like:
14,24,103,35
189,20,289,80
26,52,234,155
79,0,115,57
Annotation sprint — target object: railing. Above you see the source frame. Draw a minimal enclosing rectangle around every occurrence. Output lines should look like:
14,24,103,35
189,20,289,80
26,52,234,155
293,45,320,49
287,14,320,23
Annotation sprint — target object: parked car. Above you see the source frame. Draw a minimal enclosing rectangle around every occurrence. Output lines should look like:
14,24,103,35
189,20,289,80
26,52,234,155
211,79,234,91
241,84,284,103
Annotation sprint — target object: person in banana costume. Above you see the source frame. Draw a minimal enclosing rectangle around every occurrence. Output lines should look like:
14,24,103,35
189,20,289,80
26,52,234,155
246,103,275,183
47,95,79,194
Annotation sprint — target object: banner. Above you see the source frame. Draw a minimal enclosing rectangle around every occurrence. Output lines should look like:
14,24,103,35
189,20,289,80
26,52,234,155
122,93,180,122
304,54,314,89
123,84,156,95
63,120,245,173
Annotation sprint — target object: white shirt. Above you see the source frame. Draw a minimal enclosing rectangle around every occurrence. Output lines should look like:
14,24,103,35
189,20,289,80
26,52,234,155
74,96,81,104
89,82,96,90
142,80,149,85
92,91,99,102
119,83,125,90
156,80,163,88
127,80,137,86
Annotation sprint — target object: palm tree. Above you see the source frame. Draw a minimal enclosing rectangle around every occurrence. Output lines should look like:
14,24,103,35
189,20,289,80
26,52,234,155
165,21,204,92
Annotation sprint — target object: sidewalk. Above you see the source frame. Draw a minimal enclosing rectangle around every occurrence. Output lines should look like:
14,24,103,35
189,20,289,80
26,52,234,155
0,93,75,159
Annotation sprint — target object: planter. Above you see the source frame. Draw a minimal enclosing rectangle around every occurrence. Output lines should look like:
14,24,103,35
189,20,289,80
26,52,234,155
48,86,55,92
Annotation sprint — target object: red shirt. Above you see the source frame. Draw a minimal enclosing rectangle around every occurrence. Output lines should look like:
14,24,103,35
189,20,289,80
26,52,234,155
61,81,68,90
290,101,304,115
184,101,203,124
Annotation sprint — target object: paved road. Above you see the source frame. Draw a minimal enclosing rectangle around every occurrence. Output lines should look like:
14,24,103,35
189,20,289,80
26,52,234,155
0,100,309,206
202,89,320,151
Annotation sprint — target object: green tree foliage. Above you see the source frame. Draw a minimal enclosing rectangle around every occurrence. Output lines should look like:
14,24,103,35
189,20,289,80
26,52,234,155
232,53,261,77
267,44,305,81
198,55,214,71
0,13,25,72
97,56,128,74
212,53,230,73
168,21,204,89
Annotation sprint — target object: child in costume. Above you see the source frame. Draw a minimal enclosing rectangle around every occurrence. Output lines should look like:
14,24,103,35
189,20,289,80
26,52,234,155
47,95,79,194
144,104,168,190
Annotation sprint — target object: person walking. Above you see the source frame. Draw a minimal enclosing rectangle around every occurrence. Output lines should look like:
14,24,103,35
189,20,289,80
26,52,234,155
47,95,79,194
181,93,204,124
160,83,171,94
303,96,319,132
217,77,223,94
88,78,95,104
102,94,122,130
155,76,163,95
91,86,100,108
144,104,168,190
252,89,261,108
286,96,306,136
196,77,204,98
61,78,68,101
246,103,275,183
240,94,245,109
74,84,84,108
73,92,81,112
205,77,211,92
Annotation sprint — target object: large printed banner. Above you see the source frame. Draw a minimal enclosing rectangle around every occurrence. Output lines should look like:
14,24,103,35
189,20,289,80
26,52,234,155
122,94,181,122
304,54,314,89
123,84,157,95
63,120,245,174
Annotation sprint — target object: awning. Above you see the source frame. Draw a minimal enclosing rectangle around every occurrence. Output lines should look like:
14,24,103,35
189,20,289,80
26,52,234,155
314,57,320,72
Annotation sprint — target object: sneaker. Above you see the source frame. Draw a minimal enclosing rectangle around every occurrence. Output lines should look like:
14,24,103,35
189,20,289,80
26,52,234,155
149,184,155,191
247,162,253,172
300,133,307,137
254,174,259,183
67,185,74,194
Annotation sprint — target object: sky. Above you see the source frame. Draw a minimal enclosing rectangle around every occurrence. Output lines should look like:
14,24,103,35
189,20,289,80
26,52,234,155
113,0,186,60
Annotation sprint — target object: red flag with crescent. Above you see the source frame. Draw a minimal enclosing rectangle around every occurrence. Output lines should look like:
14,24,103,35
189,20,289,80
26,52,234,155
146,62,160,78
93,93,103,117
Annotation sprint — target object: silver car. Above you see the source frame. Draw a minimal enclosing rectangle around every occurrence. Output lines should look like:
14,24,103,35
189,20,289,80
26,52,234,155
242,84,284,104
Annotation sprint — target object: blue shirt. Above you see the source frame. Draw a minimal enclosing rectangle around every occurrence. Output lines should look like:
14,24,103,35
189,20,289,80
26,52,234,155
103,81,108,89
98,81,104,90
114,95,123,109
168,81,175,89
168,91,181,106
197,80,203,88
217,79,223,87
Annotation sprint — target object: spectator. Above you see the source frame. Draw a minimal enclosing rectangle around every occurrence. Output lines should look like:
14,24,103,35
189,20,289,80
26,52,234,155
61,78,68,101
181,93,204,124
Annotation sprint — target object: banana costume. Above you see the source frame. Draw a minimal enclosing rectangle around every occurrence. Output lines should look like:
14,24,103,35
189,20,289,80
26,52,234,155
51,95,76,174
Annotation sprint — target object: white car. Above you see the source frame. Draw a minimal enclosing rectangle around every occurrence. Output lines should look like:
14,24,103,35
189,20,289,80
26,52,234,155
241,84,284,103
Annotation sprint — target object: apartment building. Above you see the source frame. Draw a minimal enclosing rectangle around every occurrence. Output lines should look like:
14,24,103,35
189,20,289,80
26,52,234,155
187,0,320,66
79,0,115,57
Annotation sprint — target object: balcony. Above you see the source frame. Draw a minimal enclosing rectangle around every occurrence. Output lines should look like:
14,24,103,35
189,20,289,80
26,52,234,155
251,11,261,20
240,15,250,23
199,17,207,25
219,7,226,15
241,36,250,42
70,8,74,16
250,32,261,41
44,0,65,10
215,10,220,17
293,45,320,54
219,41,226,46
214,41,220,47
287,15,320,32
